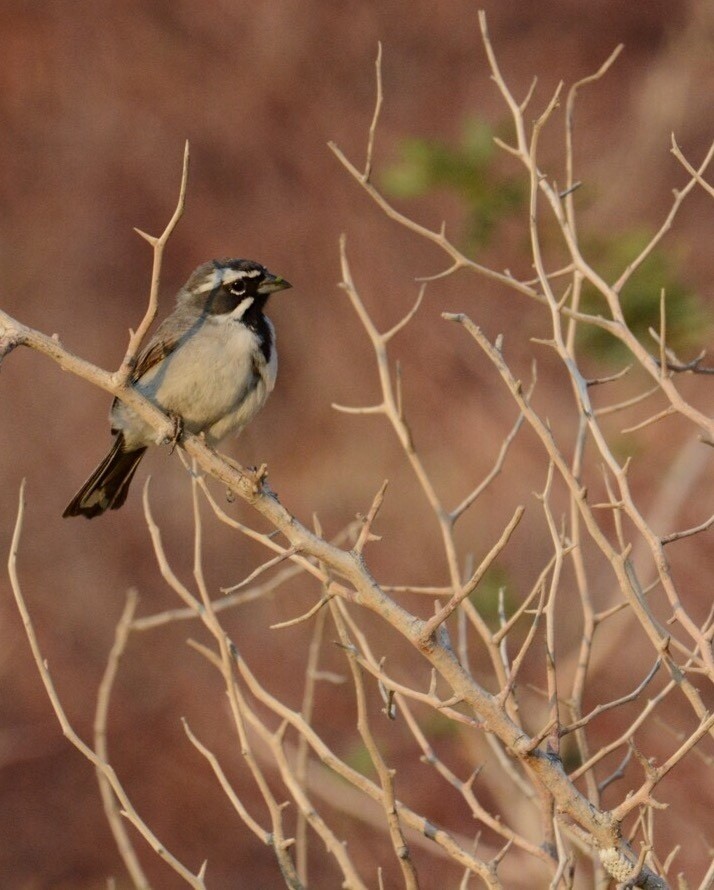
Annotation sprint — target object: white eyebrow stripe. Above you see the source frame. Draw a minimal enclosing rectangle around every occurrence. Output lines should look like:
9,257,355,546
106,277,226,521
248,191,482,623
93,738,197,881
223,267,262,282
194,267,225,294
193,266,262,294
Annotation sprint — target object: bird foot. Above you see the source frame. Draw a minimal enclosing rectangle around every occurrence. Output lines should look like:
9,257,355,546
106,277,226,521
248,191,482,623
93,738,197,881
165,413,184,453
249,463,269,494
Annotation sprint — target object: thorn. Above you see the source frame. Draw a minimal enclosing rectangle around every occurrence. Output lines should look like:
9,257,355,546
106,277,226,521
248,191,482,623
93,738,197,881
133,227,157,246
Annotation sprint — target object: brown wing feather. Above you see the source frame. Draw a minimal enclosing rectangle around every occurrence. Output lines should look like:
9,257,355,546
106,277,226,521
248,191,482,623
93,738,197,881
108,323,184,421
131,329,181,382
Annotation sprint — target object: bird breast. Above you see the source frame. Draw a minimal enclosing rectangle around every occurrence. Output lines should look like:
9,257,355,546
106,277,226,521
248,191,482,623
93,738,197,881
112,315,277,449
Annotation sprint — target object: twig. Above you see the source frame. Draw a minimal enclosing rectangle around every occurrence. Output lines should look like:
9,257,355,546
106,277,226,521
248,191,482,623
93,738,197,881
419,506,525,643
446,314,714,699
450,404,529,523
190,644,368,890
537,460,566,762
331,601,421,889
382,584,454,595
564,42,623,236
661,513,714,545
142,479,202,613
559,659,661,736
117,141,190,384
353,479,389,554
234,636,501,884
621,406,676,435
334,635,475,725
497,582,548,707
328,144,541,301
597,747,633,794
383,284,426,342
133,559,316,631
612,137,714,295
296,604,329,884
93,589,150,890
363,42,383,182
399,697,549,864
587,364,633,386
569,680,677,782
182,718,272,844
7,483,206,888
671,136,714,201
222,547,299,593
612,711,714,821
593,384,661,418
696,856,714,890
270,593,335,630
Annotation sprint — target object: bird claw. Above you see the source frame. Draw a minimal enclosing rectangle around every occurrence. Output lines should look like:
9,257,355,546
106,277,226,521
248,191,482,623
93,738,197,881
165,413,184,453
250,463,269,494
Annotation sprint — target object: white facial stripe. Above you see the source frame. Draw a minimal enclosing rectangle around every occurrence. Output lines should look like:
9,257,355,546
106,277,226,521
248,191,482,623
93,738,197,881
194,267,225,294
226,296,254,320
194,266,263,294
222,267,262,285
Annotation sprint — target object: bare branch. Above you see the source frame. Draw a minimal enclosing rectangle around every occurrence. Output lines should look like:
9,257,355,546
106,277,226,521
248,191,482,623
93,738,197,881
661,513,714,545
328,142,540,301
4,18,711,887
451,405,528,522
420,506,525,642
118,141,190,384
331,401,385,415
93,590,149,890
611,712,714,822
560,659,662,736
621,406,676,435
611,136,714,294
222,546,299,593
270,593,335,631
671,136,714,201
354,479,389,554
363,42,383,183
182,718,272,845
296,605,329,884
593,383,660,418
8,484,206,888
383,284,426,343
331,602,420,889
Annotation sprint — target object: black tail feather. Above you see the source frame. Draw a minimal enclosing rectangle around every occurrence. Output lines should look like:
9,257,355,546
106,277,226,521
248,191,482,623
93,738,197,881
63,436,147,519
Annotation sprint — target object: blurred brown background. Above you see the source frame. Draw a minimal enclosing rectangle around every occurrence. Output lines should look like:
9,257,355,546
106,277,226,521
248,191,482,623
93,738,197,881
0,1,712,887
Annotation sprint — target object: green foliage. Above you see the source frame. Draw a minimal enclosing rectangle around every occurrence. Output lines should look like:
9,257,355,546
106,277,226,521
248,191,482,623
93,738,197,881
578,230,710,361
381,117,525,248
470,564,512,626
422,710,460,739
383,117,709,360
343,742,374,775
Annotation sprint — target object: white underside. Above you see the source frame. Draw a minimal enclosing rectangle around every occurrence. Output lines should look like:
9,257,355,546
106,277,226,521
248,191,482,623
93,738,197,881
112,314,277,449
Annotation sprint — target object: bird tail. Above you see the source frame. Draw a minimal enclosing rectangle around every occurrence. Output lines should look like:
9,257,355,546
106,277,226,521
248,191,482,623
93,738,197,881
63,435,147,519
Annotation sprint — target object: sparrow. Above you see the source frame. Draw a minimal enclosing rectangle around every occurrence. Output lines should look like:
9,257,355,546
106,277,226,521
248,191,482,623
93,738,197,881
63,258,291,519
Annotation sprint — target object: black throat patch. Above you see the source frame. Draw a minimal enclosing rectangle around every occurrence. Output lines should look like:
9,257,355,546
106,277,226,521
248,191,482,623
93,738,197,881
202,287,273,363
243,302,273,363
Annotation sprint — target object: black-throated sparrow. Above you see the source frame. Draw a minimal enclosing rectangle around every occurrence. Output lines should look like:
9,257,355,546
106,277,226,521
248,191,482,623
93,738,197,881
64,258,291,519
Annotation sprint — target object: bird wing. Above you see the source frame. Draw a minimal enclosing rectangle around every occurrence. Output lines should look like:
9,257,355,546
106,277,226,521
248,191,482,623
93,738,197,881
131,337,177,382
130,316,186,383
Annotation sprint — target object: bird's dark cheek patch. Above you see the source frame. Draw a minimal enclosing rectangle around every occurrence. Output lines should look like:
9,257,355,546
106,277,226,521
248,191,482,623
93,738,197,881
206,291,241,316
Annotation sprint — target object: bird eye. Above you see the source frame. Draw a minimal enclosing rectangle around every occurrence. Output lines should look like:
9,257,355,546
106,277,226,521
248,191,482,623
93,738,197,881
229,279,246,296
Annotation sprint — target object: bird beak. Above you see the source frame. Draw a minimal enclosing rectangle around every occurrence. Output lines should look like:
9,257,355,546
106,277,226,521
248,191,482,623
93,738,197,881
259,273,292,295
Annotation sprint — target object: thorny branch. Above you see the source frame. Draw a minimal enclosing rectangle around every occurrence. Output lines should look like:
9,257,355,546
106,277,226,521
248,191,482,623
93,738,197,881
3,12,713,890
